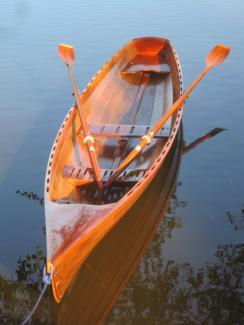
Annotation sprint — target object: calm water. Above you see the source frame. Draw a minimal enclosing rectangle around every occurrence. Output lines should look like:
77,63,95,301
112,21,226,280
0,0,243,324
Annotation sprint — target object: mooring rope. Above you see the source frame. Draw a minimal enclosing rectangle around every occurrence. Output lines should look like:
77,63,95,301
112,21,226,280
20,265,53,325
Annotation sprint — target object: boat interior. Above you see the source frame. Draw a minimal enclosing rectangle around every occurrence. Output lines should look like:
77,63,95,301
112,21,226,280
48,38,180,205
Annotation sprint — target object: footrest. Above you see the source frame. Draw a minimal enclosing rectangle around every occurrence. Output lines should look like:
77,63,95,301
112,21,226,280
63,165,146,183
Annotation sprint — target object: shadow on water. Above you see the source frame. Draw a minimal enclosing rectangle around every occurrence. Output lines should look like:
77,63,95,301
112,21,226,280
2,127,243,324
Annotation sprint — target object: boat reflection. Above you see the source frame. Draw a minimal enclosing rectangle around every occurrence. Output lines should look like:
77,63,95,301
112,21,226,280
2,126,236,324
57,127,233,324
182,127,226,154
57,126,183,324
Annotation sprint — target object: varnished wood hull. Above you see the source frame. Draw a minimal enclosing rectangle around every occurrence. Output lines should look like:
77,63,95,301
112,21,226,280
44,37,184,302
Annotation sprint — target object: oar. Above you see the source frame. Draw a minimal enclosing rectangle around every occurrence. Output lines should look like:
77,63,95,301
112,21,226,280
105,44,231,187
58,44,103,190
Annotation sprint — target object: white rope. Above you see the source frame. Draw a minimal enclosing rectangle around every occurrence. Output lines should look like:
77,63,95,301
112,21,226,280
20,265,53,325
20,282,48,325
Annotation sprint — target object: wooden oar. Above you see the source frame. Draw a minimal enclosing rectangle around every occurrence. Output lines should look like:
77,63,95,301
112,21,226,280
105,44,231,187
58,44,103,190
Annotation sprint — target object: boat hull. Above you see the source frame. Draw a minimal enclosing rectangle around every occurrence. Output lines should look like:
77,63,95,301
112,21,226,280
44,37,184,302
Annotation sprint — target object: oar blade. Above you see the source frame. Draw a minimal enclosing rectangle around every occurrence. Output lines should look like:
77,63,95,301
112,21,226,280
206,44,231,68
58,43,75,65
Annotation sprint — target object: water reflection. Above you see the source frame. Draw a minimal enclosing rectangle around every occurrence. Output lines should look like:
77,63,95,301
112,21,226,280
182,127,226,154
16,190,44,206
106,242,244,324
2,197,243,324
227,205,244,232
0,246,54,324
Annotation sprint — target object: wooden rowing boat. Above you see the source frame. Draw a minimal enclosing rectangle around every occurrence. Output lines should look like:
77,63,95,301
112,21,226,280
44,37,184,302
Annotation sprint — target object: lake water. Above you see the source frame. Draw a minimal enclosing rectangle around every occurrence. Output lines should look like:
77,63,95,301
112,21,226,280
0,0,243,324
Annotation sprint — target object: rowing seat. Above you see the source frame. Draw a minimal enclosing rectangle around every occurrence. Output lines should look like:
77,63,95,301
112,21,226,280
63,165,146,184
121,54,171,75
80,124,170,138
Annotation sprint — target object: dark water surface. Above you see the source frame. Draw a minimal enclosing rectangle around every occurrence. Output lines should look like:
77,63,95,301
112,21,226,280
0,0,243,324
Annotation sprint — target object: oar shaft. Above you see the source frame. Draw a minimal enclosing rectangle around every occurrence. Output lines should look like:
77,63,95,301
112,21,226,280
152,67,210,136
105,67,211,188
67,66,89,134
105,43,230,187
66,65,103,190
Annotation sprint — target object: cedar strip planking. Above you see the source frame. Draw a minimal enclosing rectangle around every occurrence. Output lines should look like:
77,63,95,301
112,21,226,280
125,74,158,171
95,74,142,170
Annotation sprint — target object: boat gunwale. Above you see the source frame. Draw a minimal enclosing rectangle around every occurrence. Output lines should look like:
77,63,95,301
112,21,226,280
44,37,184,302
